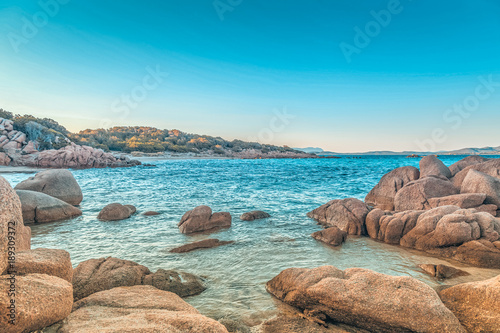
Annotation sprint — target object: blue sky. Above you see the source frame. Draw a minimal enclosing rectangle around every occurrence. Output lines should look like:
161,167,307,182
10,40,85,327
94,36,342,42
1,0,499,152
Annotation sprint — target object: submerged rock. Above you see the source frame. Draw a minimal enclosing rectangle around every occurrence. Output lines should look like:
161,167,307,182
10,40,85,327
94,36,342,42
311,227,347,247
307,198,369,235
143,210,160,216
439,275,500,333
143,269,206,297
14,169,83,205
16,189,82,225
97,203,135,221
266,266,465,332
418,264,469,279
170,239,234,253
49,285,229,333
178,205,232,234
240,210,271,221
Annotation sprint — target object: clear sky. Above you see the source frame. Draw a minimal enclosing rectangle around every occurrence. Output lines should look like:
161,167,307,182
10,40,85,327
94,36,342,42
1,0,499,152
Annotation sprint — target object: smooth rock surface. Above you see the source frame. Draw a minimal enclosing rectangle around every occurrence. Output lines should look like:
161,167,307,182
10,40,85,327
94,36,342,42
420,155,452,179
97,203,135,221
461,170,500,206
394,176,459,211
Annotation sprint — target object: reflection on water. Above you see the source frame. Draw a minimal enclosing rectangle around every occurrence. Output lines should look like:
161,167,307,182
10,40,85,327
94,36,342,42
3,156,500,324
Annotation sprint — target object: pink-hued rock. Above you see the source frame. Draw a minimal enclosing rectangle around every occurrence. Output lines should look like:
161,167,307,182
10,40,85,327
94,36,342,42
311,227,347,246
418,264,469,279
420,155,452,179
266,266,465,333
461,170,500,206
377,210,424,244
365,166,420,210
0,176,31,274
307,198,370,235
0,152,11,166
178,205,232,234
170,239,234,253
439,275,500,333
453,159,500,188
394,176,459,211
428,193,487,209
449,156,488,177
98,203,135,221
22,140,38,154
11,142,140,169
16,248,73,282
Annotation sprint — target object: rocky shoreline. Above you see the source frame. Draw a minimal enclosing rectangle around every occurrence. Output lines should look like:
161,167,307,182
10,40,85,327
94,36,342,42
0,155,499,332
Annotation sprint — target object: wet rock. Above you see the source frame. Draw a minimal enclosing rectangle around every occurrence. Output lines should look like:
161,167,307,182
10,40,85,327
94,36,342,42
428,193,486,209
97,203,135,221
178,205,232,234
170,238,234,253
240,210,271,221
143,210,160,216
0,176,31,274
143,269,206,297
311,227,347,246
439,275,500,333
394,176,459,211
449,156,488,177
461,170,500,206
16,248,73,282
16,189,82,225
364,166,420,211
49,285,229,332
266,266,465,333
420,155,452,179
0,273,73,333
418,264,469,279
72,257,151,301
453,159,500,188
14,169,83,205
307,198,370,235
262,316,349,333
218,318,251,333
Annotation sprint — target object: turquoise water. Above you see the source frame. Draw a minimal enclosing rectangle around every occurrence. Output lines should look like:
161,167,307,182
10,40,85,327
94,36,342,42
4,156,500,325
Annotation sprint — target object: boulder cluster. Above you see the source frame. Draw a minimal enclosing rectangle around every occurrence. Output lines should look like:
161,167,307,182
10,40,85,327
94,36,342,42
308,155,500,268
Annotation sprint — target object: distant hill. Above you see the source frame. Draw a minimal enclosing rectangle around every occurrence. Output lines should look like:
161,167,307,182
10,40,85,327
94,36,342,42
300,147,500,156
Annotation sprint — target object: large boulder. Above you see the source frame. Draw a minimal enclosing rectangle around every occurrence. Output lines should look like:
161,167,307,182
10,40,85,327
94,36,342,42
143,269,206,297
178,205,232,234
72,257,151,301
0,273,73,333
16,248,73,282
365,166,420,210
14,169,83,205
376,210,424,244
49,285,229,332
97,203,135,221
16,189,82,225
449,156,488,177
0,176,31,274
449,239,500,268
428,193,487,209
266,266,465,332
439,275,500,333
0,152,11,166
394,176,459,211
461,170,500,206
170,239,234,253
453,159,500,188
420,155,452,179
307,198,370,235
311,227,347,246
240,210,271,221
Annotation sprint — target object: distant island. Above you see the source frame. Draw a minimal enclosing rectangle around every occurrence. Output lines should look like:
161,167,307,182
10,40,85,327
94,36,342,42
294,146,500,156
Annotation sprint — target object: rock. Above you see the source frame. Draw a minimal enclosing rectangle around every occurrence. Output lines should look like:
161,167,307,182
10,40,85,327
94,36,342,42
262,316,347,333
394,176,459,211
143,211,160,216
0,273,73,333
50,285,229,332
377,210,424,244
449,156,488,177
22,140,38,154
16,248,73,282
439,275,500,333
218,318,251,333
420,155,452,178
0,176,31,274
97,203,134,221
72,257,151,301
143,269,206,297
453,159,500,188
0,152,11,165
240,210,271,221
178,205,232,234
14,169,83,205
474,203,498,216
3,140,21,149
16,189,82,225
170,238,234,253
311,227,347,246
418,264,469,279
307,198,370,235
11,142,141,169
461,170,500,206
365,208,387,239
428,193,487,209
364,166,420,210
124,204,137,215
266,266,465,333
450,239,500,268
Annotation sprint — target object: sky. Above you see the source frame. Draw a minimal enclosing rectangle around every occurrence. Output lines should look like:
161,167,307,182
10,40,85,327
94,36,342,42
1,0,499,153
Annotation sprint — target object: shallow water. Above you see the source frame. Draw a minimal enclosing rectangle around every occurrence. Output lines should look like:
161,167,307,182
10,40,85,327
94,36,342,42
4,156,500,325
